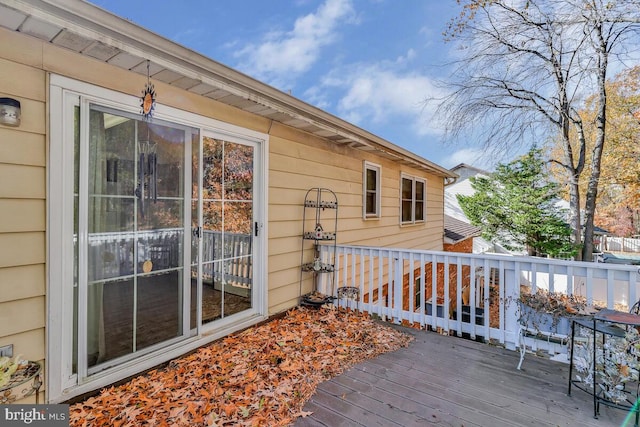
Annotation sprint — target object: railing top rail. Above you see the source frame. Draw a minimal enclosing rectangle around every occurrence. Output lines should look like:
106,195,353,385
323,243,640,274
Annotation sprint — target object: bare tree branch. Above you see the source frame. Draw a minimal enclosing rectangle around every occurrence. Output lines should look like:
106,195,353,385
436,0,640,260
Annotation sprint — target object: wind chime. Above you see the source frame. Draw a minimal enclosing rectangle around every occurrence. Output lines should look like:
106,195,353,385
137,60,158,273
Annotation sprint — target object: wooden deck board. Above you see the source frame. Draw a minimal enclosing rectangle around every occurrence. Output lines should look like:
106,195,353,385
295,324,629,427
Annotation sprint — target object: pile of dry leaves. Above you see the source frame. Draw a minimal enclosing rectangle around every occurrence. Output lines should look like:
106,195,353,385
69,307,413,426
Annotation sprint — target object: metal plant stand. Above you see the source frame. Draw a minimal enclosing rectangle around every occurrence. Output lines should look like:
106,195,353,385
299,188,338,307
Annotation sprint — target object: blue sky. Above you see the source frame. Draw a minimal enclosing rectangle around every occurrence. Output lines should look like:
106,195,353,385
90,0,486,169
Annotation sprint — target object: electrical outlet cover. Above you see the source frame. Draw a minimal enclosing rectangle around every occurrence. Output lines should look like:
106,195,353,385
0,344,13,358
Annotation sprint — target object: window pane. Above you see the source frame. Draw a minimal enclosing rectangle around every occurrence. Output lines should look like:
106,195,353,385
402,200,412,222
402,178,412,199
203,137,223,200
366,192,376,215
415,201,424,221
366,168,377,191
415,181,424,201
224,142,253,201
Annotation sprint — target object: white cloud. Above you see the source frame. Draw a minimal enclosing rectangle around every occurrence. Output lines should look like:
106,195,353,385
439,148,494,169
321,60,446,136
234,0,356,85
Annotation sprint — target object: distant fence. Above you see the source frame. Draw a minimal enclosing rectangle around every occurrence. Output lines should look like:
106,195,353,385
596,236,640,253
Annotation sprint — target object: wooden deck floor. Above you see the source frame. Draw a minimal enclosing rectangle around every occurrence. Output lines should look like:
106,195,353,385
294,324,632,427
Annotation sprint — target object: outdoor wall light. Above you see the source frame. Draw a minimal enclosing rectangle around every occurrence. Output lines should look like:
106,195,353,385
0,97,21,127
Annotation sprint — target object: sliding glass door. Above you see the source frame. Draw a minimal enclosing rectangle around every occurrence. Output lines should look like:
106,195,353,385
76,104,196,373
51,76,265,401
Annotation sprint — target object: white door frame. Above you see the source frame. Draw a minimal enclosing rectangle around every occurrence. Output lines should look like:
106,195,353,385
48,74,268,403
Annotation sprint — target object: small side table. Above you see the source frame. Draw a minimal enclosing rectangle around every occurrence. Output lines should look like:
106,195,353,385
568,310,640,426
0,361,42,404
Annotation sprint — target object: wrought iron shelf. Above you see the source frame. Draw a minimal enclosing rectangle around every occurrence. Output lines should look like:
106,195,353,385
304,200,338,209
303,231,336,241
301,262,335,272
299,188,338,306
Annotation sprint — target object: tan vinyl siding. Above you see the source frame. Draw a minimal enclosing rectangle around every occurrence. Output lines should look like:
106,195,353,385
0,264,45,303
267,123,444,311
0,199,45,232
0,296,45,337
0,128,46,166
0,32,47,386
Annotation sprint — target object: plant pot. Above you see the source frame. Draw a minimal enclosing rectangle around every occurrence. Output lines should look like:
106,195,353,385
518,301,573,335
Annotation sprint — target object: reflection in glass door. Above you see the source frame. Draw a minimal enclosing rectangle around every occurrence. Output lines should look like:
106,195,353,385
76,104,195,372
196,136,254,325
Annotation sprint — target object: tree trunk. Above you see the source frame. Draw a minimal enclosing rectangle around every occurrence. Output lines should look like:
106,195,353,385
582,23,608,262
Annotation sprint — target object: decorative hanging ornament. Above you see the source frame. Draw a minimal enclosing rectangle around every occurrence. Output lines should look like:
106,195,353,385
140,60,156,120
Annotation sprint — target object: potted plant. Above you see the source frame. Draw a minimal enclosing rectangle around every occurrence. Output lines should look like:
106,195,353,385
518,288,598,335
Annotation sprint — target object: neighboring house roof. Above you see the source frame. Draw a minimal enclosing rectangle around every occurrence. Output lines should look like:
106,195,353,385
449,163,491,181
444,165,516,254
0,0,455,179
444,215,481,244
444,177,478,223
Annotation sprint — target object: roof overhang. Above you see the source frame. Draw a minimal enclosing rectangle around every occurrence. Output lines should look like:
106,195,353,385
0,0,455,179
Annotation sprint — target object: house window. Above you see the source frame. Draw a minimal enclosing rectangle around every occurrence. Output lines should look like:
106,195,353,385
401,174,426,224
363,161,381,219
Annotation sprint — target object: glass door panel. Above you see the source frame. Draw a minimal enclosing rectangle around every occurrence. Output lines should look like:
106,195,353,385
83,105,191,370
199,136,254,325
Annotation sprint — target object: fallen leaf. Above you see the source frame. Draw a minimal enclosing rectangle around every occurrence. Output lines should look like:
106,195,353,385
68,307,413,427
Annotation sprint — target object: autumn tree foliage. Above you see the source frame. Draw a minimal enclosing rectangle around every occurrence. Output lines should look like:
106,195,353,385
200,137,254,235
551,66,640,236
438,0,640,260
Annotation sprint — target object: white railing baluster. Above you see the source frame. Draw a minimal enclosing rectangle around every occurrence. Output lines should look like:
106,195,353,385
629,270,637,310
498,260,505,344
377,251,383,319
430,254,437,330
443,254,450,334
394,253,403,323
409,252,415,325
607,269,614,309
456,257,463,337
419,253,426,329
483,258,490,341
469,257,476,340
586,268,594,306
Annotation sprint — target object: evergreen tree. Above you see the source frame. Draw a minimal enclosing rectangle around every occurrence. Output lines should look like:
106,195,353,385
458,149,575,258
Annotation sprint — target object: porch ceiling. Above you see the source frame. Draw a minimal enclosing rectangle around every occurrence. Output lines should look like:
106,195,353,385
0,0,456,179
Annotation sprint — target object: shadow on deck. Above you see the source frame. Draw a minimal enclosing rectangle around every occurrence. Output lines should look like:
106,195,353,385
295,324,629,427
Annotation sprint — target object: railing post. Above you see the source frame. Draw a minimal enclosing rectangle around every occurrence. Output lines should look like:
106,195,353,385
503,263,519,351
393,255,402,324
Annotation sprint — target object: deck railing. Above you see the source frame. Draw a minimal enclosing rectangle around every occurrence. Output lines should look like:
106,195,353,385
316,244,640,351
83,230,252,289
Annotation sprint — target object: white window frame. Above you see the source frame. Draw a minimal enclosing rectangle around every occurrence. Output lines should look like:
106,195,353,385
400,173,426,225
363,161,381,219
48,74,269,403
